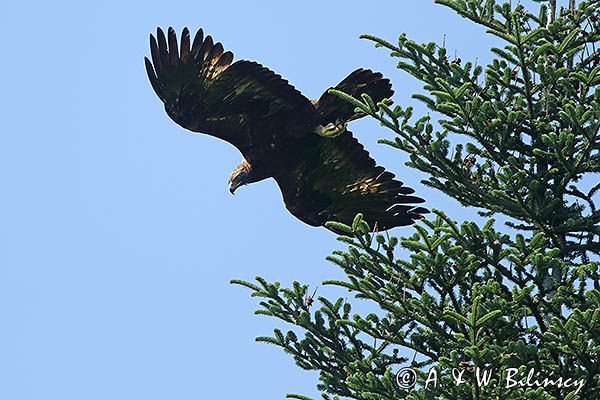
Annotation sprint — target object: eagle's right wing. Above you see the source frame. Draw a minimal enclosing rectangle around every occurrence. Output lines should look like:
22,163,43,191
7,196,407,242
274,130,428,233
144,27,317,153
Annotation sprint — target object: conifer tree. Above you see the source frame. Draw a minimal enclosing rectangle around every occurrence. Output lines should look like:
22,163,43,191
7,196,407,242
233,1,600,398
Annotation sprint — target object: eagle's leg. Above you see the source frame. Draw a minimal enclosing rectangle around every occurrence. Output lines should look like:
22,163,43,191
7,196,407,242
314,119,347,138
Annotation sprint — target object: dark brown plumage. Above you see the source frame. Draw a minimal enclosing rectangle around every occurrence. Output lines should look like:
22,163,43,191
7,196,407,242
145,27,428,232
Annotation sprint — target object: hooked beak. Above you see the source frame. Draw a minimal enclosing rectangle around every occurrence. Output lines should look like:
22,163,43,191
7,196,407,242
229,181,238,195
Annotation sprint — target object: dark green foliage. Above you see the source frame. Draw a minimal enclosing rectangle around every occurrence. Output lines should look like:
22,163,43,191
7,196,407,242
233,1,599,398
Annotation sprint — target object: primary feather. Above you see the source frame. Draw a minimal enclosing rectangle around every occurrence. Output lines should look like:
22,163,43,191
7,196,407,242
145,27,428,232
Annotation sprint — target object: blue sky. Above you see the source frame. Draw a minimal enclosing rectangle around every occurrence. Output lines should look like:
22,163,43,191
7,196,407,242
0,1,524,399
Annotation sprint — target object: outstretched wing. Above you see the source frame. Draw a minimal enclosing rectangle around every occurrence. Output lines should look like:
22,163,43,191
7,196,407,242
275,131,428,232
144,27,318,153
314,68,394,123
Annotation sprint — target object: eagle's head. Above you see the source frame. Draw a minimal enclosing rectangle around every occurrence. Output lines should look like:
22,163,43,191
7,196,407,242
228,159,253,194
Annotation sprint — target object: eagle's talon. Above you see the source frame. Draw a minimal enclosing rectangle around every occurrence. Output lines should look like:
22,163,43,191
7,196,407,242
315,119,347,138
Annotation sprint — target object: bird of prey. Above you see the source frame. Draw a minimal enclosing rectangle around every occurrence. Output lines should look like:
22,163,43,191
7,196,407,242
144,27,427,232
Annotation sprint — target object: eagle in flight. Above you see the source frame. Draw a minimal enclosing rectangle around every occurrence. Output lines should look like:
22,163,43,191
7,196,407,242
145,27,427,232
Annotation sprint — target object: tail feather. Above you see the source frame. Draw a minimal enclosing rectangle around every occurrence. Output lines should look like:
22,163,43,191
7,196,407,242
314,68,394,123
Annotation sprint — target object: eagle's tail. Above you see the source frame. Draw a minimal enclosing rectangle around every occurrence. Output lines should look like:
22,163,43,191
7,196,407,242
314,69,394,124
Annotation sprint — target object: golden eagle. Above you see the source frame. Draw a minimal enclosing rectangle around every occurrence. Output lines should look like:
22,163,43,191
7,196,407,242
144,27,427,232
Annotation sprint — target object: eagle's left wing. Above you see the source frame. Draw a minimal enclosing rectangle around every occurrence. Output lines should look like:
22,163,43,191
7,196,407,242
144,27,318,154
274,130,428,232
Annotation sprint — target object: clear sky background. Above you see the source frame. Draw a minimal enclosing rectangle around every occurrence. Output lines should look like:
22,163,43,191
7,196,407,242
0,1,547,399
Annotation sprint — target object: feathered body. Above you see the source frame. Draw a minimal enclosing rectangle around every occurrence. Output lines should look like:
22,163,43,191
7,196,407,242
145,27,428,232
